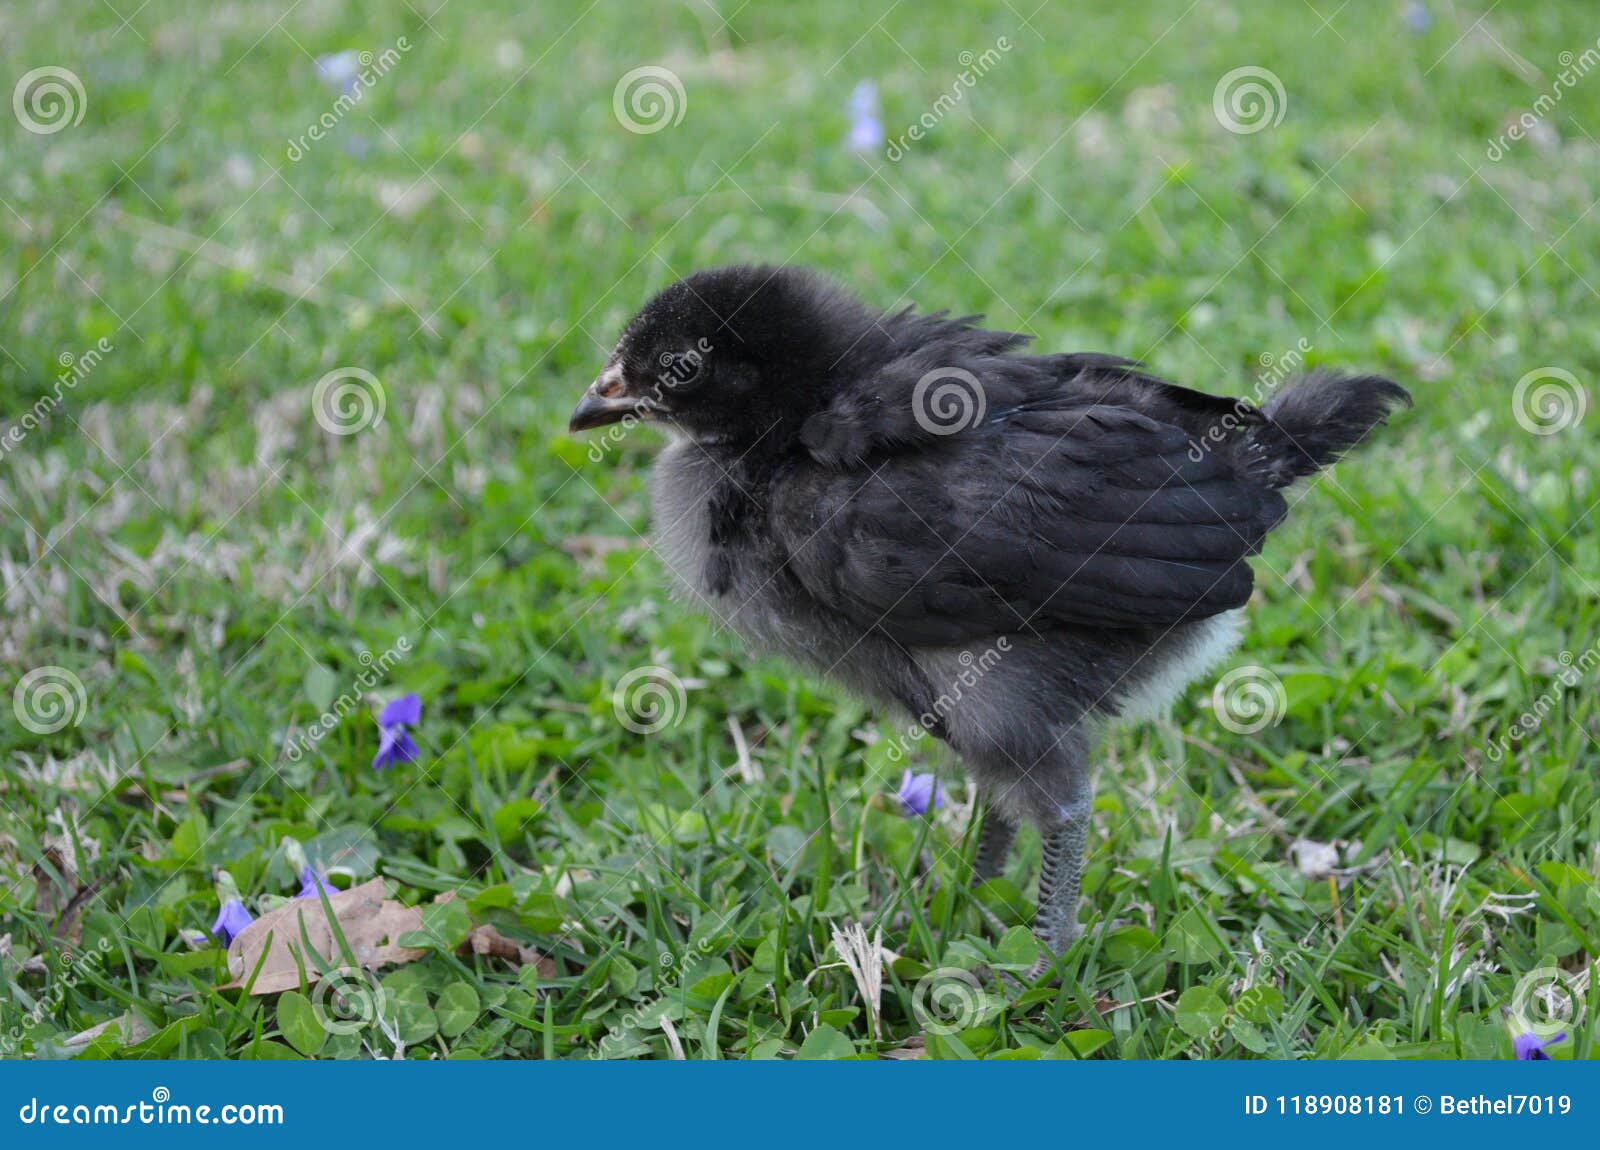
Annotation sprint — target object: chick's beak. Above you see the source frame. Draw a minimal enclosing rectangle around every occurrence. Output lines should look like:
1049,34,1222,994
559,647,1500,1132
568,364,638,432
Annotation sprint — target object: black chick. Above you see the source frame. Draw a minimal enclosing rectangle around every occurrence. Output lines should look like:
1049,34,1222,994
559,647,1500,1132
570,265,1410,961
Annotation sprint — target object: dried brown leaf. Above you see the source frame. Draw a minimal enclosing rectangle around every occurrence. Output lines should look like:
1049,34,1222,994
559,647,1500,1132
879,1036,926,1060
458,922,555,978
32,846,99,945
223,878,425,995
63,1012,154,1054
559,534,634,562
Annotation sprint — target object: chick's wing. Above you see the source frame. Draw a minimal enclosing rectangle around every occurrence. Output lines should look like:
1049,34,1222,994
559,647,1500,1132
771,404,1285,643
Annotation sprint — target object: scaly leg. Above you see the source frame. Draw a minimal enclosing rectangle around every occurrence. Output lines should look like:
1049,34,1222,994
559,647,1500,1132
1031,763,1092,975
972,803,1015,882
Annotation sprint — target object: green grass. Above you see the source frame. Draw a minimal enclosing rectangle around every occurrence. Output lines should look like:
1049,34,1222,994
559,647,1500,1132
2,0,1599,1060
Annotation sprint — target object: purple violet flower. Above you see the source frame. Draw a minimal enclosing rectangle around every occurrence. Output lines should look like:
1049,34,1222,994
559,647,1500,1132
211,898,253,945
1514,1031,1566,1060
372,692,422,770
210,870,253,945
297,865,335,900
314,51,363,98
379,693,422,726
896,769,946,817
848,81,883,152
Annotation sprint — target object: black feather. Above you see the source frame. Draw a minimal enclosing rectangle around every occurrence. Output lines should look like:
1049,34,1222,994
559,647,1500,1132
1254,370,1414,486
581,266,1412,850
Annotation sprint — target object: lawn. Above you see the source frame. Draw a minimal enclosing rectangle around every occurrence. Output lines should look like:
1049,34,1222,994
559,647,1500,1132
2,0,1598,1060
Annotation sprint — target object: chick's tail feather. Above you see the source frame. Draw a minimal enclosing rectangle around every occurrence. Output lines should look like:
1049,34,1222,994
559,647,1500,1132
1252,369,1412,487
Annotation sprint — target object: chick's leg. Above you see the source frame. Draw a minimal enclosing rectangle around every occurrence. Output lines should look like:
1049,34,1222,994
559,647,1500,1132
972,801,1015,881
1033,755,1093,968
